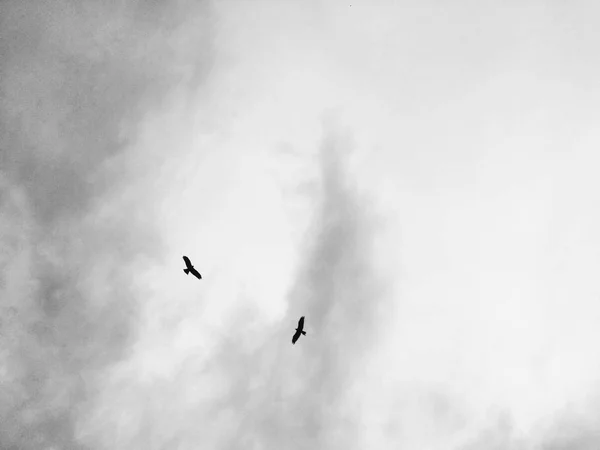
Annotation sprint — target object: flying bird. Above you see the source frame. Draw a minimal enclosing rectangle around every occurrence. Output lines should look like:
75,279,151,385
292,316,306,344
182,256,202,280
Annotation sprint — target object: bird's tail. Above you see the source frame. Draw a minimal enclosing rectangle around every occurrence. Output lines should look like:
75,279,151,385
301,331,306,335
183,269,190,274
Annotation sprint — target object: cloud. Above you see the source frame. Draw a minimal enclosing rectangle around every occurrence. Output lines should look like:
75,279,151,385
453,398,600,450
74,118,389,449
205,121,389,449
5,1,600,448
541,405,600,450
0,1,214,448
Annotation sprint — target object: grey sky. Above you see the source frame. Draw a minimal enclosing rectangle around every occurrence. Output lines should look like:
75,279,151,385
2,0,600,449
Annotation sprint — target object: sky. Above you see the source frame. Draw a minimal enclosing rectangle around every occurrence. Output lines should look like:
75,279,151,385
2,0,600,449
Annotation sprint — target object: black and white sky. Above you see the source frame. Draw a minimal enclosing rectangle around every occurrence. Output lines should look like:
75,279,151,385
2,1,600,449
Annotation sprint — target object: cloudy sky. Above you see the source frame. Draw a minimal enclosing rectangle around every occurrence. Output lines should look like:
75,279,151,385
2,0,600,449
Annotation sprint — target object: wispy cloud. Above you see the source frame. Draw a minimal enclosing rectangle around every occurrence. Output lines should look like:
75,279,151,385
211,122,389,449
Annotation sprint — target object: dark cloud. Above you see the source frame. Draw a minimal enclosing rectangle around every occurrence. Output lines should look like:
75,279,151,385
0,0,213,448
0,0,214,224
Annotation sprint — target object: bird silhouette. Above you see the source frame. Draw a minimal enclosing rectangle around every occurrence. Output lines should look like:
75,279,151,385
292,316,306,344
182,256,202,280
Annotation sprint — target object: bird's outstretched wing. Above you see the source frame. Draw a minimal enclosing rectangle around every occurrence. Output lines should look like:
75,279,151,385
292,329,301,344
297,316,305,330
190,267,202,280
183,256,192,268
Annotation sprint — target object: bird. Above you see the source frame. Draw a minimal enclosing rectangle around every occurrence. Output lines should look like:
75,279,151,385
292,316,306,344
182,256,202,280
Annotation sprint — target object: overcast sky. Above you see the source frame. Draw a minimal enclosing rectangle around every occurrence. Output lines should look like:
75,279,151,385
2,0,600,449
